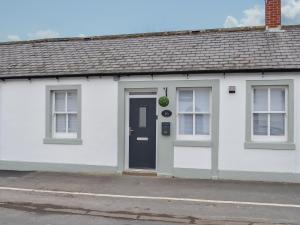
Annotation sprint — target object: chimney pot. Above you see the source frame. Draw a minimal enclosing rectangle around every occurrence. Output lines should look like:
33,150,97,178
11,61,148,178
265,0,281,30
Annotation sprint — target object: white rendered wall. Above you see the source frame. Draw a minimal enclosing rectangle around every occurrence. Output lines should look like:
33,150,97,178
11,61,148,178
121,73,300,174
174,147,211,169
0,77,118,166
218,74,299,173
294,76,300,173
0,73,299,174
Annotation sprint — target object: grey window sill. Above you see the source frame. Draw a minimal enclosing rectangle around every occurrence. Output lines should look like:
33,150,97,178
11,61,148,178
174,140,211,147
43,138,83,145
244,142,296,150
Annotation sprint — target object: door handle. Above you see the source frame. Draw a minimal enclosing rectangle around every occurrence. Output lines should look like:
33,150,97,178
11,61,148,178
129,127,134,135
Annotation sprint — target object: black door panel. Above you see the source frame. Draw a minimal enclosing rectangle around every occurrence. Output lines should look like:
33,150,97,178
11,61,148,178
129,98,156,169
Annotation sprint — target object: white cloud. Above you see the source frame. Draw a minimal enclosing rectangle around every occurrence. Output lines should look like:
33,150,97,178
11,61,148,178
224,16,239,28
282,0,300,19
78,33,86,37
224,5,264,28
225,0,300,28
240,5,265,26
27,30,60,39
7,35,21,41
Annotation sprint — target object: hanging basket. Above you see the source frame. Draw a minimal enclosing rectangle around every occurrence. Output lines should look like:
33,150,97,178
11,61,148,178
158,96,169,107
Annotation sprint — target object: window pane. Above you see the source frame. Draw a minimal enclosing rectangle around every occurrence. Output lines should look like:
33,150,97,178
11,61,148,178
178,114,193,135
195,88,210,112
68,114,78,133
270,88,285,111
195,114,210,135
55,91,66,112
56,114,66,132
253,113,268,135
67,91,77,112
178,90,193,112
139,107,147,128
253,88,268,111
270,114,285,136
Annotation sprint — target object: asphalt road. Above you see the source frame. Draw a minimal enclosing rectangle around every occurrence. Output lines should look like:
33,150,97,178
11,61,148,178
0,171,299,225
0,207,180,225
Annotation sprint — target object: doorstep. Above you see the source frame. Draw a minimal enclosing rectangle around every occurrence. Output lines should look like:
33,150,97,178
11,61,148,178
122,169,157,176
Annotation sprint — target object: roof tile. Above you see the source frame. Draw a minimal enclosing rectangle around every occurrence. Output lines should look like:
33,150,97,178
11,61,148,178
1,26,300,78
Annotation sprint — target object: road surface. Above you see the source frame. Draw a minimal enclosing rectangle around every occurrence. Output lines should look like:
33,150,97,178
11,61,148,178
0,171,298,224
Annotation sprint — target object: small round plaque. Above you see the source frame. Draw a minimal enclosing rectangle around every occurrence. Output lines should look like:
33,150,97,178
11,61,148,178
161,110,172,117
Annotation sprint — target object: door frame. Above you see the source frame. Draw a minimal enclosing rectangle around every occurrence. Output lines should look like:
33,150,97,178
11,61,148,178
124,91,158,171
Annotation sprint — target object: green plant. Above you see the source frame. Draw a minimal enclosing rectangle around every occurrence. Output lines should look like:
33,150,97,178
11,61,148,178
159,96,169,107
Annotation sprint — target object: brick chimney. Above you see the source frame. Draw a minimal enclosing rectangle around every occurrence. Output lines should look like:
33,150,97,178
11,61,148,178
265,0,281,29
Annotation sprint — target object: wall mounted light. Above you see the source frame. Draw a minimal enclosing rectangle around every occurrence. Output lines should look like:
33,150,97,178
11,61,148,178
229,86,236,94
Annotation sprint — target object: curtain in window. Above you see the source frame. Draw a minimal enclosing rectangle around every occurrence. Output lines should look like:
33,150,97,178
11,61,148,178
55,91,65,112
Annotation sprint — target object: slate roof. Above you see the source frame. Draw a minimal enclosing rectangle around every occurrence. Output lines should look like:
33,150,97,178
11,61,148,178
1,25,300,79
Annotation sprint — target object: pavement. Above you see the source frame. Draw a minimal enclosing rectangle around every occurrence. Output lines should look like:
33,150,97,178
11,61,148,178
0,170,299,225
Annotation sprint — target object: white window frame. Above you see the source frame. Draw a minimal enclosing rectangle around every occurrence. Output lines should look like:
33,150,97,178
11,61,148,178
245,80,295,150
251,86,288,142
52,90,78,139
176,88,212,141
44,85,82,145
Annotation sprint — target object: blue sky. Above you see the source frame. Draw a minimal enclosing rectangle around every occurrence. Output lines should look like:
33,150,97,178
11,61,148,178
0,0,300,42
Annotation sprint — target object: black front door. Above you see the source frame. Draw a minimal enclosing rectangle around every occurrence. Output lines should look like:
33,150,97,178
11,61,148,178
129,98,156,169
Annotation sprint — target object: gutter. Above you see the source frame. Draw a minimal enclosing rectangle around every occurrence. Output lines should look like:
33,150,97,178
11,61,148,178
0,68,300,81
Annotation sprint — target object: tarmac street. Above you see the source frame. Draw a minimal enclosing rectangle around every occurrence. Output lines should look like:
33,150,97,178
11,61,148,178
0,171,299,225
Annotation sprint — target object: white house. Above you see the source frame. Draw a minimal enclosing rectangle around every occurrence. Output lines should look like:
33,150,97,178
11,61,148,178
0,0,299,183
